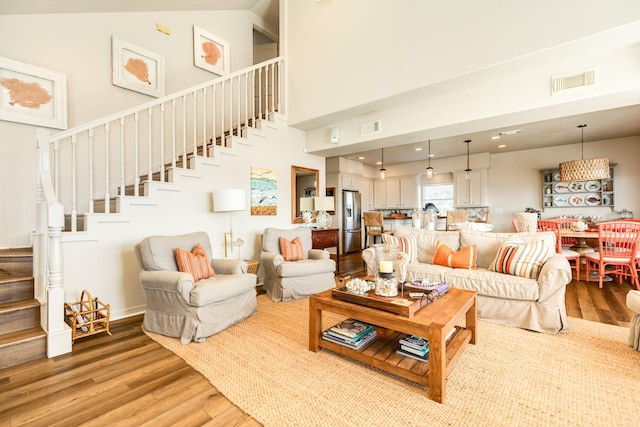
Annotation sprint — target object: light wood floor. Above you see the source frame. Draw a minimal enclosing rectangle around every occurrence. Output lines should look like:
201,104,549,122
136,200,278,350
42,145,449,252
1,251,636,426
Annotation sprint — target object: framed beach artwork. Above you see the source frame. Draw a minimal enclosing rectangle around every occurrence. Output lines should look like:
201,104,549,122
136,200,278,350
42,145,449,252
251,167,277,216
193,25,230,76
0,56,68,129
112,37,165,97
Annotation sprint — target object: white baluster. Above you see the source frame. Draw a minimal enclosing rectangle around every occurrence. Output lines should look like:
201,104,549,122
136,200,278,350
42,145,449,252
70,135,77,232
88,128,94,213
134,113,139,197
104,122,110,214
171,99,176,169
182,95,187,167
160,104,165,182
192,91,197,157
147,108,152,183
119,117,125,195
202,87,207,157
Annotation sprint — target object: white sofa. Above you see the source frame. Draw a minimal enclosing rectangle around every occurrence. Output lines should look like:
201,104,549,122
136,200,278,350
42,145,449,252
363,225,572,334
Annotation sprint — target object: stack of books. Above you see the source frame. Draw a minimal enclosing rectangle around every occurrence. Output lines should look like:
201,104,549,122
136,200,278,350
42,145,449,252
431,282,450,298
396,334,429,362
322,318,377,350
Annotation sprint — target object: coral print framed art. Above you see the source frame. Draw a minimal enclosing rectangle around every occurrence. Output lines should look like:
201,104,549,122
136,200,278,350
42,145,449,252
112,37,165,98
193,25,230,76
0,56,68,129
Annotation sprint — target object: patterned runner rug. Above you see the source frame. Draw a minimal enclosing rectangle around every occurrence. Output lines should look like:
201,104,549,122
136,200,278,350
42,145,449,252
145,294,639,426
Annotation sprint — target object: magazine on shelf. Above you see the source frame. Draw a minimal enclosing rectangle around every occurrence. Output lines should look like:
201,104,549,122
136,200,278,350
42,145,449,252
396,347,429,362
326,318,375,340
400,344,429,357
322,329,377,350
399,334,428,350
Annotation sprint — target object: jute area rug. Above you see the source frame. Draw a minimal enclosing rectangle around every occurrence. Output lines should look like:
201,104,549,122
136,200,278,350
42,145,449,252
145,295,640,426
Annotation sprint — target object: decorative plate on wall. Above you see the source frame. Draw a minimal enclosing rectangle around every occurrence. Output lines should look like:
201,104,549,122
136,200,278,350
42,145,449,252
569,195,585,206
585,180,601,192
553,182,570,193
584,194,601,206
553,196,568,207
569,181,585,192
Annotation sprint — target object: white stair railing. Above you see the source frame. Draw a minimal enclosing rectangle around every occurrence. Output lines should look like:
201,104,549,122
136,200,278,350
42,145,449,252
47,57,282,229
35,57,283,357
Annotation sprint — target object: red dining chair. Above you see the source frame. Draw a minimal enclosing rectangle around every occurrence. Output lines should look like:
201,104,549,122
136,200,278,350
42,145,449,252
552,218,578,248
585,221,640,289
537,220,580,280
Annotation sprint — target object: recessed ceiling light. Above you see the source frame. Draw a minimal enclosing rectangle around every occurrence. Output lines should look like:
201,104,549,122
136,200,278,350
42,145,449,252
415,147,422,151
498,144,506,148
491,135,500,140
429,154,434,158
499,129,522,136
376,161,382,165
357,156,365,160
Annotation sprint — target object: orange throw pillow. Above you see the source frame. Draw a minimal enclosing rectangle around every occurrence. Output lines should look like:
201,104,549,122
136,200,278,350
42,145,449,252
432,240,477,269
279,236,304,261
175,243,215,281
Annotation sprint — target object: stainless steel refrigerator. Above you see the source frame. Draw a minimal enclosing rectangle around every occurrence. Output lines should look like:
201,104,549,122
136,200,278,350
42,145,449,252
342,190,362,254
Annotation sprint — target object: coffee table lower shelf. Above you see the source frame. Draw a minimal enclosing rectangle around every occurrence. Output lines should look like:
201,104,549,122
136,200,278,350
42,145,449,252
318,327,472,386
309,288,477,403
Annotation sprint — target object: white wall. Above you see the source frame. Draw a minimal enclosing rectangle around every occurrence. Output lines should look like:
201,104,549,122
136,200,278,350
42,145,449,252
0,10,259,247
285,0,640,127
60,122,325,320
357,136,640,233
488,136,640,232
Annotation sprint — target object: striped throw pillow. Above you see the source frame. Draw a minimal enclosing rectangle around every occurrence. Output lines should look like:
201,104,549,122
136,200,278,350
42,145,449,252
175,243,215,281
432,240,477,269
279,236,304,261
489,236,552,279
381,234,417,263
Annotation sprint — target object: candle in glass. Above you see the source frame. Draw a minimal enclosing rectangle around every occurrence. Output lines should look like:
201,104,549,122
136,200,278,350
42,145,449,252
379,260,393,273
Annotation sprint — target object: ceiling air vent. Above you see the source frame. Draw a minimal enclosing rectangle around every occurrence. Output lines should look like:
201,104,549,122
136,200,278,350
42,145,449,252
551,68,598,95
360,120,381,136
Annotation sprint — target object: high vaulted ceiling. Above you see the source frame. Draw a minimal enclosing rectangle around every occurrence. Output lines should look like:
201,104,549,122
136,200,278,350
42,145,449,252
3,1,638,166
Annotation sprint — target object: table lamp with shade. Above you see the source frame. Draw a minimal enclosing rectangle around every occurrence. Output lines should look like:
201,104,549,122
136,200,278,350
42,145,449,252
314,195,334,229
300,197,315,227
213,189,247,258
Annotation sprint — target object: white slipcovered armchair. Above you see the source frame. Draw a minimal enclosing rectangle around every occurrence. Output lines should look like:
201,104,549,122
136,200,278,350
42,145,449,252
135,231,257,344
260,228,336,301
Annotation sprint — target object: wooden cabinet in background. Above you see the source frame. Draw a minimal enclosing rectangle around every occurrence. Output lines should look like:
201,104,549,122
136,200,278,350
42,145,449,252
311,228,339,273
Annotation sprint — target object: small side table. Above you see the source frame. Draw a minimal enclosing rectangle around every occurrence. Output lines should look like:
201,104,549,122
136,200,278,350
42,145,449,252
311,228,339,273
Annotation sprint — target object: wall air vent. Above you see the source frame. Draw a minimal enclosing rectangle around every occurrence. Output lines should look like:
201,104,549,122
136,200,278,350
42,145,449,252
551,68,598,95
360,120,381,136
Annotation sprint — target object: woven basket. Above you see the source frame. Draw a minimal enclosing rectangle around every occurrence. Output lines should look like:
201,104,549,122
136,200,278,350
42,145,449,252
559,158,610,181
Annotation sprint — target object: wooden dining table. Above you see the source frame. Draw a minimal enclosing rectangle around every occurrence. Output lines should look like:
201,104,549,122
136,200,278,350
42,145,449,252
558,229,612,282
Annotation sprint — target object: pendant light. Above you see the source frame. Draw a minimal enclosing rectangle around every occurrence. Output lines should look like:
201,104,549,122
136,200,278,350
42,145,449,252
379,147,386,180
425,139,434,179
558,124,610,181
464,139,472,180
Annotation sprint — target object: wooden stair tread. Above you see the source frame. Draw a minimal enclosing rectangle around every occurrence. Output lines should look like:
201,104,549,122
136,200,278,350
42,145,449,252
0,299,40,313
0,326,45,347
0,274,32,283
0,248,33,257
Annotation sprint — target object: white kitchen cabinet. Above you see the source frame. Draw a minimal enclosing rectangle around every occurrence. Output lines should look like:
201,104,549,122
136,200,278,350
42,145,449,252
374,177,417,209
399,177,417,208
341,174,360,191
360,178,374,212
386,179,401,208
374,180,388,208
455,170,488,207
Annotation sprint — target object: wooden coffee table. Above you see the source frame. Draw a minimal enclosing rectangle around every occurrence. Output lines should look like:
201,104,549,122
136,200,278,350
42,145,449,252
309,287,477,403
